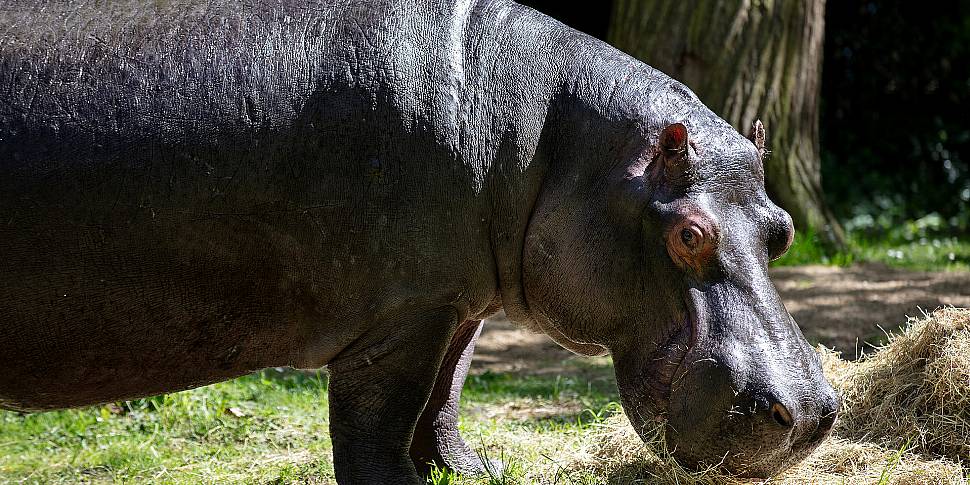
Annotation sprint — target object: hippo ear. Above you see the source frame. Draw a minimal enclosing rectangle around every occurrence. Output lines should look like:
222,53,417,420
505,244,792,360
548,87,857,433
657,122,690,179
748,119,766,156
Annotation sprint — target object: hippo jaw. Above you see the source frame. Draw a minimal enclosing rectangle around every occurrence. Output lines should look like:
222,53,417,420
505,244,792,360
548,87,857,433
612,313,695,428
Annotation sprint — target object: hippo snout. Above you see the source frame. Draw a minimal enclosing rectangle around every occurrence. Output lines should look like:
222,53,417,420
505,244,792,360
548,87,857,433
745,384,839,447
788,383,840,451
660,351,840,478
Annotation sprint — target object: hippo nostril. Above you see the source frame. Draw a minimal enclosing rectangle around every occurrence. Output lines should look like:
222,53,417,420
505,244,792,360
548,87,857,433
818,411,836,433
816,407,838,437
770,402,794,428
813,389,840,438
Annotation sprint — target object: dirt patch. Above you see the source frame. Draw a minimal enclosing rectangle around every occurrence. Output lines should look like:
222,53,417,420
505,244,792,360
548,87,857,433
467,399,588,422
473,264,970,375
772,263,970,356
472,318,573,375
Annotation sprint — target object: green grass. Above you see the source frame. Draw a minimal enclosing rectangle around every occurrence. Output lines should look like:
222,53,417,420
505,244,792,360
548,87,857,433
772,227,856,267
852,236,970,271
0,359,621,484
0,369,335,484
876,437,913,485
772,227,970,271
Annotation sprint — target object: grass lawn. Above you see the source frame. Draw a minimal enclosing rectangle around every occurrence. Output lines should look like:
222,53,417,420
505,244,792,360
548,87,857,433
0,358,622,484
0,370,337,483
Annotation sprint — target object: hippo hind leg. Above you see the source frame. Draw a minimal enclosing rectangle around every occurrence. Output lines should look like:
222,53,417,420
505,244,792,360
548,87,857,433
410,319,500,477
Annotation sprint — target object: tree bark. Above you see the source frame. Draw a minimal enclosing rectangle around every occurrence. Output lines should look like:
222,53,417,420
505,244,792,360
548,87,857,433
608,0,845,248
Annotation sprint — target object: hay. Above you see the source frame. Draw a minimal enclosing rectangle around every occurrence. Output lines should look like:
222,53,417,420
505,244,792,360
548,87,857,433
571,415,965,484
833,307,970,460
568,308,970,484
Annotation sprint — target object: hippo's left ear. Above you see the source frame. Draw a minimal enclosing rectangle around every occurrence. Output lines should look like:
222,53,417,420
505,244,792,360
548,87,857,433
748,119,766,157
657,122,690,181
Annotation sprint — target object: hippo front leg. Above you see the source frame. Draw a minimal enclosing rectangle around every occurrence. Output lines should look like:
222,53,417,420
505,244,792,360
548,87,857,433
410,319,495,476
327,307,458,485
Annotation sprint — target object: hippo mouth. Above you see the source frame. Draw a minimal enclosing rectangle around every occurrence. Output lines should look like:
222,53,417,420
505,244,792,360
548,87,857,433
618,313,694,438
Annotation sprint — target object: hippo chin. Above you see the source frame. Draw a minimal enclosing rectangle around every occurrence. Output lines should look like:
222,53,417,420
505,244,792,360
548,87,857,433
0,0,837,482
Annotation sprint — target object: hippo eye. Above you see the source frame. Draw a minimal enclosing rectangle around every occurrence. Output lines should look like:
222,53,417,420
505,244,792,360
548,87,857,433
680,228,694,246
666,218,717,274
680,226,703,251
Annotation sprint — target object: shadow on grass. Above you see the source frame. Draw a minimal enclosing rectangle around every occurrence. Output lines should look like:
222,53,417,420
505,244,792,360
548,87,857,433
252,367,330,391
465,369,617,401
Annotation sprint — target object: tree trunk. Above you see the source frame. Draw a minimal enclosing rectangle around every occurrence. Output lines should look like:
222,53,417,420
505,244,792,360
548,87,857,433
608,0,845,248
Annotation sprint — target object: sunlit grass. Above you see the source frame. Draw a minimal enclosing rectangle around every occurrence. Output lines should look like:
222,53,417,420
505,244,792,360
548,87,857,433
772,227,970,271
854,236,970,271
0,369,335,484
0,360,621,484
2,328,957,484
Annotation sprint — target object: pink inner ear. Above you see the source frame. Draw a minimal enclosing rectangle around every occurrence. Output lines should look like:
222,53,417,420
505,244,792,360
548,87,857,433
663,123,688,148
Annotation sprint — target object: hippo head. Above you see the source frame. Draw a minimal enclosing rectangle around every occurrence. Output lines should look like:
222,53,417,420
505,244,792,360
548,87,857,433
521,113,839,477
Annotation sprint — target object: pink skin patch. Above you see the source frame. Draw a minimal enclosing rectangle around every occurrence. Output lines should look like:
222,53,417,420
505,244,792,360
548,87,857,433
666,124,686,145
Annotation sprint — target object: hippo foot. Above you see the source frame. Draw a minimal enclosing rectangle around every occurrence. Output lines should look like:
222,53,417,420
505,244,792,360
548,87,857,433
410,319,492,478
411,428,502,477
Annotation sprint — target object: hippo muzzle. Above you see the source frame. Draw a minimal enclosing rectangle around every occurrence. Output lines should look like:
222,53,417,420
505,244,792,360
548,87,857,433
614,279,839,477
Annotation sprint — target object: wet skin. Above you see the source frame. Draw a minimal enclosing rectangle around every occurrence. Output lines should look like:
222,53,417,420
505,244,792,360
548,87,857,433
0,0,837,482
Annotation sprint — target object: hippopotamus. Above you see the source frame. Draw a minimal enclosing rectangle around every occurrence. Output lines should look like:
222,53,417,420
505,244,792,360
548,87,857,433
0,0,839,482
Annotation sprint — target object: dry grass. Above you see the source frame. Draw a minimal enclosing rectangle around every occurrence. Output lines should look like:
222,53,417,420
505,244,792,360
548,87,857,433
832,306,970,460
565,308,970,484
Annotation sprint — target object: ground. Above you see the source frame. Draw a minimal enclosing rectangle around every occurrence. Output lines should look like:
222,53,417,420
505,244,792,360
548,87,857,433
771,264,970,354
0,264,967,483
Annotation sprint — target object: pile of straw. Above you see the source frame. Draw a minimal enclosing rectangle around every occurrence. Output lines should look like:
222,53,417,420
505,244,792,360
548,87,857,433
570,307,970,484
832,307,970,460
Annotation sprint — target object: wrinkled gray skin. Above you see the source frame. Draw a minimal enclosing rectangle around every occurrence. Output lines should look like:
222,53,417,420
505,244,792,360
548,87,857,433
0,0,838,482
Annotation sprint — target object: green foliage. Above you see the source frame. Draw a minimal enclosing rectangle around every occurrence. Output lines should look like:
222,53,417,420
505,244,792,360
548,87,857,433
822,2,970,232
852,236,970,272
427,464,460,485
773,227,855,267
773,224,970,271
